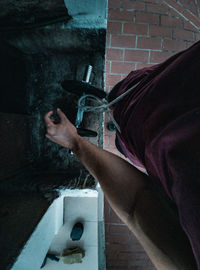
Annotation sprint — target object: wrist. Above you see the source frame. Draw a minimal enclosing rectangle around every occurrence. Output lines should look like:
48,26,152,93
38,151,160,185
69,134,83,153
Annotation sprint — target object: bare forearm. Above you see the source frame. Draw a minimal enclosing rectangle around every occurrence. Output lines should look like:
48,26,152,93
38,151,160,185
73,136,147,222
44,109,197,270
73,137,196,269
127,188,197,270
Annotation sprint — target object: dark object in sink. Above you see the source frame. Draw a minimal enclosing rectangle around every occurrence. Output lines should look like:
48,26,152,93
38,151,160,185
70,222,84,241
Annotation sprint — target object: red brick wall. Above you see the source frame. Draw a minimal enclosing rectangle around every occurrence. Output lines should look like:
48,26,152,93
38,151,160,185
104,0,200,269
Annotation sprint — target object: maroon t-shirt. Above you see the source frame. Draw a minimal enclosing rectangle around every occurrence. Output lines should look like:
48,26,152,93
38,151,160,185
110,41,200,269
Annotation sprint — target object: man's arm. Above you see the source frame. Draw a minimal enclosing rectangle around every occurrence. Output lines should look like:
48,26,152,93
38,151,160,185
44,109,197,270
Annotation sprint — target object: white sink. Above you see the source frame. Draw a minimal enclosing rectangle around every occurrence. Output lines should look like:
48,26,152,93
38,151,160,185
11,188,105,270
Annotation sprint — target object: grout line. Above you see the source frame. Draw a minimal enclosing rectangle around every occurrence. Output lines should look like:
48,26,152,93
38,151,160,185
122,48,125,61
161,0,200,31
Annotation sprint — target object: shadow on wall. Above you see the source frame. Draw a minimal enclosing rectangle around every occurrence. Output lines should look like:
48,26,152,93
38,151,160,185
0,42,28,114
0,13,106,270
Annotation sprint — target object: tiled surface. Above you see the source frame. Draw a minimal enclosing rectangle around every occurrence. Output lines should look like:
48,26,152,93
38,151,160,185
104,198,155,270
104,0,200,269
64,196,98,222
49,221,98,254
45,196,98,270
43,246,98,270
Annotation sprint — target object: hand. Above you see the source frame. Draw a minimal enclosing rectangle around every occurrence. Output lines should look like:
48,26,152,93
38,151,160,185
44,108,79,150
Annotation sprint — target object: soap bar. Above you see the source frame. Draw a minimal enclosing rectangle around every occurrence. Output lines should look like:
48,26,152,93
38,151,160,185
61,247,85,264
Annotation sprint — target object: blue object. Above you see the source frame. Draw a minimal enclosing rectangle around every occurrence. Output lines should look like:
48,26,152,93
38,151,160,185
70,222,84,241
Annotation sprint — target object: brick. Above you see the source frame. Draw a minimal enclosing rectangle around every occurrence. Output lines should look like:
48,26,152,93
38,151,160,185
163,39,186,51
105,124,117,135
118,252,137,260
107,48,123,61
122,0,145,10
106,60,111,74
182,10,200,28
104,198,110,212
106,48,123,61
109,9,134,21
125,49,149,62
188,1,199,17
149,25,172,38
146,0,161,2
129,240,146,250
104,112,111,123
108,0,121,8
107,267,152,270
145,0,161,3
135,12,159,25
109,135,116,148
136,63,154,69
173,29,194,41
106,268,131,270
195,32,200,41
180,0,198,16
111,35,136,48
150,51,173,63
161,15,182,28
146,3,169,14
179,0,192,10
106,33,111,47
106,74,122,87
104,135,110,148
130,252,152,260
170,8,181,17
106,259,130,268
107,251,148,262
107,243,132,252
185,41,195,48
124,23,148,35
109,224,130,234
107,22,122,34
105,223,109,233
106,267,133,270
184,20,197,31
105,250,119,260
164,0,184,14
107,232,137,245
111,60,135,74
137,37,161,50
106,234,131,245
105,212,122,224
107,258,153,268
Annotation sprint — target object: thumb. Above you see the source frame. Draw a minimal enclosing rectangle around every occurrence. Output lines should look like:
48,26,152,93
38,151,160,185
57,108,67,121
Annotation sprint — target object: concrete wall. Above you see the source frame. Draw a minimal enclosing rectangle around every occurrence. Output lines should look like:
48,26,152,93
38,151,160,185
65,0,107,29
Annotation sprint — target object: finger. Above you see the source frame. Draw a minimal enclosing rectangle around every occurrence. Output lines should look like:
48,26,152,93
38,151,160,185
44,111,54,126
45,133,51,139
45,133,57,145
57,108,67,122
46,133,54,142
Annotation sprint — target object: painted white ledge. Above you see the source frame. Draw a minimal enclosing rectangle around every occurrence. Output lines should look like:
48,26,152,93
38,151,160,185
64,0,108,29
66,15,107,29
11,189,103,270
45,192,98,270
11,196,63,270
